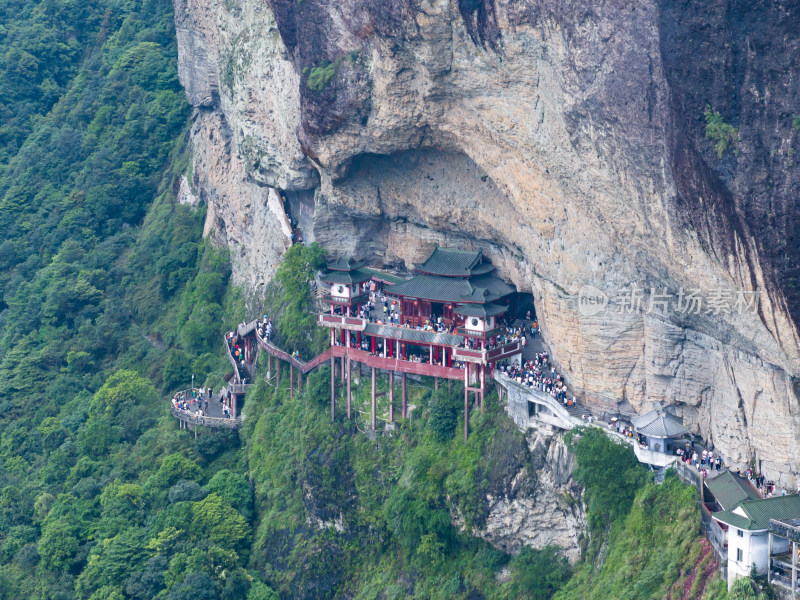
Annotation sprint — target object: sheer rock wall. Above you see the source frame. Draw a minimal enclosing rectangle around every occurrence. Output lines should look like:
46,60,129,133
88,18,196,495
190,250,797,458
173,0,800,485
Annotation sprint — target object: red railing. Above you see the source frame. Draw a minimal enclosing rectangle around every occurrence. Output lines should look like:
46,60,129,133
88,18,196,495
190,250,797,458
318,314,368,330
338,346,465,380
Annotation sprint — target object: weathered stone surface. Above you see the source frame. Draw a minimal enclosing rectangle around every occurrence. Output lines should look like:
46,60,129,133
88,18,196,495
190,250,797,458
190,110,288,297
475,427,586,562
173,0,800,485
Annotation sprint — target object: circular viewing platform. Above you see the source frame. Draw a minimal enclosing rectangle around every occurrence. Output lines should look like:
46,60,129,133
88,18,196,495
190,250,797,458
171,389,242,429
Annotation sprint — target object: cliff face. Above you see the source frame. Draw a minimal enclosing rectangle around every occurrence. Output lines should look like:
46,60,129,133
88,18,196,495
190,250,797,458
467,426,586,562
173,0,800,484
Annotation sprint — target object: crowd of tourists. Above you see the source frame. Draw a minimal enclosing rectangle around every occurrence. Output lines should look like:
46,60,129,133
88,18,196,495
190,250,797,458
257,316,273,341
225,330,251,383
496,351,575,405
172,386,235,420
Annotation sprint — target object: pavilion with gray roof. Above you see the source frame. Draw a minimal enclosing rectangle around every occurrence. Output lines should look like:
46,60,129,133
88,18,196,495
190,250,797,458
631,407,689,454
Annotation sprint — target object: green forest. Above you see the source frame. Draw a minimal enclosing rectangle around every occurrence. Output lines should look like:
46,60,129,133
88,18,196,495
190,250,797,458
0,0,775,599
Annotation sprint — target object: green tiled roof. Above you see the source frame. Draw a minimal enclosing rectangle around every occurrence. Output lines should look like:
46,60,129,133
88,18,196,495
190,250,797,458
361,267,404,285
388,275,478,303
453,303,508,317
387,275,511,304
712,510,753,530
714,495,800,531
417,247,482,277
364,323,464,347
705,471,761,511
327,257,365,271
470,275,515,298
320,268,372,285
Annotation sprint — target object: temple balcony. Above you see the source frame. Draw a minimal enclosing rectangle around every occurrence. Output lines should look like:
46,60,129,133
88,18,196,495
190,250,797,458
318,314,368,330
323,292,369,305
453,340,522,364
455,326,503,339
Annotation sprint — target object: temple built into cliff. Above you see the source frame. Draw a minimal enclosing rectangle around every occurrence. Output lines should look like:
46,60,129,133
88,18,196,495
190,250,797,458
317,247,522,439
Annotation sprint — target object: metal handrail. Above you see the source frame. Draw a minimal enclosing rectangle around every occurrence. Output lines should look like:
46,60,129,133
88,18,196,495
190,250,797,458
170,403,241,429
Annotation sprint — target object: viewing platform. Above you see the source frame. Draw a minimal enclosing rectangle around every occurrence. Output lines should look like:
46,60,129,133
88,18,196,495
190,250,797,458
171,388,242,430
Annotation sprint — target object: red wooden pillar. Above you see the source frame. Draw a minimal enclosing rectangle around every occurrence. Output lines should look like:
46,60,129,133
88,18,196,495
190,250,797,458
389,371,394,422
371,367,377,430
480,365,485,412
357,331,362,347
401,372,407,418
346,353,352,419
330,355,335,422
371,336,376,354
464,363,470,441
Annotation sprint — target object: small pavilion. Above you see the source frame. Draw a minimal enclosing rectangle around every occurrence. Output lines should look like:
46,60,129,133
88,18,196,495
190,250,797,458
631,407,688,454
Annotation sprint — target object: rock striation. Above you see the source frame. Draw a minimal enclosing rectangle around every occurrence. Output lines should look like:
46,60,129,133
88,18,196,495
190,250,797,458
473,426,586,562
172,0,800,485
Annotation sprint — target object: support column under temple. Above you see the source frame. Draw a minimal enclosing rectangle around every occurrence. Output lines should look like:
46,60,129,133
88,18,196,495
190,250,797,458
298,369,302,392
347,353,352,419
330,356,335,422
480,365,485,412
371,367,377,430
401,372,407,418
267,353,271,379
290,364,294,399
389,371,394,422
276,360,280,386
464,363,469,441
435,376,439,391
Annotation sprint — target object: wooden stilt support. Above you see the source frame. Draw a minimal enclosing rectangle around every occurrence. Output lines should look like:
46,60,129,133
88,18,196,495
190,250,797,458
480,366,485,412
276,360,280,386
371,367,377,430
389,371,394,422
401,372,407,418
464,363,470,441
435,376,439,391
298,369,302,392
267,353,272,379
330,356,335,422
290,364,294,399
346,353,352,419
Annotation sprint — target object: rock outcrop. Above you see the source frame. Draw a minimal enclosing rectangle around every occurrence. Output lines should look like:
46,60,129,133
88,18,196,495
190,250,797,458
473,426,585,562
172,0,800,485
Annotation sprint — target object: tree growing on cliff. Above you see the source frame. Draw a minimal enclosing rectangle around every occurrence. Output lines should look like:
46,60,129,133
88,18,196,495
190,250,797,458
564,426,647,531
266,242,327,358
704,105,740,158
